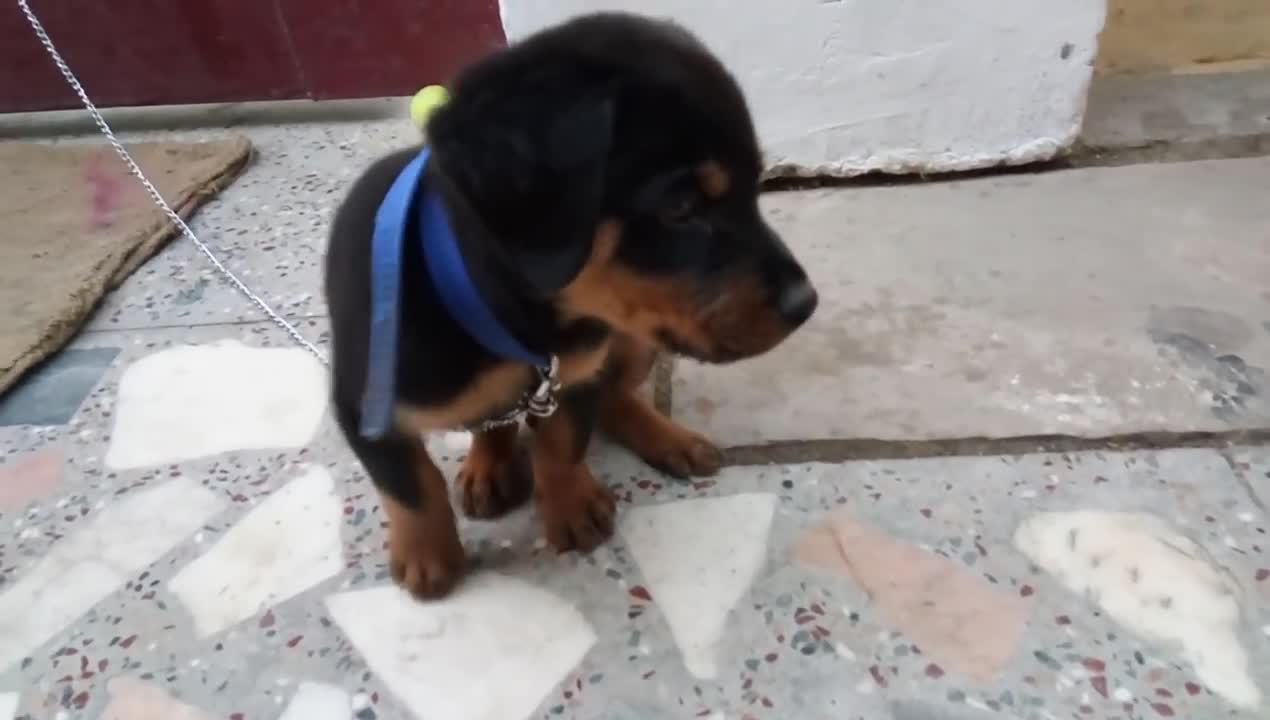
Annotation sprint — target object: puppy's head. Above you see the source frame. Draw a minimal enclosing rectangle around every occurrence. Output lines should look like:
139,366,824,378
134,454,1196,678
429,12,816,363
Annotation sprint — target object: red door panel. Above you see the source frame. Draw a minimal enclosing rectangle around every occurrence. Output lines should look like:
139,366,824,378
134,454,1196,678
1,1,305,113
1,1,505,114
277,0,505,100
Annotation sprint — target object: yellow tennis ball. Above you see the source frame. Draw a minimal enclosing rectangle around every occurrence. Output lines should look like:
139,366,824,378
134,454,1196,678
410,85,450,129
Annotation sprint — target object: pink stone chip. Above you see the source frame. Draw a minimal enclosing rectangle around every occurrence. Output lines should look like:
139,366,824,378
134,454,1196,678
99,677,214,720
794,512,1029,680
0,450,64,512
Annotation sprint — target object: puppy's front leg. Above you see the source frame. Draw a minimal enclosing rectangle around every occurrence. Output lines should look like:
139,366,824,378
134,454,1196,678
599,334,722,479
529,384,616,552
339,416,465,599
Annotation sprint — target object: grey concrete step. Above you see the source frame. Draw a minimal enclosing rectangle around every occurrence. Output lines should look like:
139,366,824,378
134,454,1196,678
1083,68,1270,148
672,157,1270,445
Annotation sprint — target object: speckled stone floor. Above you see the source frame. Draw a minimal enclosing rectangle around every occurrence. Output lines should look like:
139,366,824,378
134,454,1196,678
1,121,1268,720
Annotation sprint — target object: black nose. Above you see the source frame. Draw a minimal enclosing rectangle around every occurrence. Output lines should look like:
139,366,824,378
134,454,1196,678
777,281,818,326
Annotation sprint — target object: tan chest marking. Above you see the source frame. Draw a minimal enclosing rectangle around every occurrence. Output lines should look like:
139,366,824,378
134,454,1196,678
392,338,612,435
557,337,611,387
394,363,530,435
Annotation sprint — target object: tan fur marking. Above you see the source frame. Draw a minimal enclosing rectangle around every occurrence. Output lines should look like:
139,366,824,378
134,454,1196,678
560,223,795,360
698,274,793,356
391,331,609,436
597,335,720,477
394,363,530,434
530,411,616,553
380,447,464,598
697,160,731,199
600,385,721,478
557,336,612,386
456,424,528,519
605,332,657,389
559,222,714,354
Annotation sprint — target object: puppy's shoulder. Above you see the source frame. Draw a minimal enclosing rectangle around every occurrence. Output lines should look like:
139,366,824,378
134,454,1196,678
329,146,422,248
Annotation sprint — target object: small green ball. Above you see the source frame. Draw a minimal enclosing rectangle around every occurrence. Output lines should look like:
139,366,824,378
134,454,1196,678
410,85,450,129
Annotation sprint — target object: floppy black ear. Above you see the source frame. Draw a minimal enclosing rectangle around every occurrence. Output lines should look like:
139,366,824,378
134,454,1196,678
430,91,615,295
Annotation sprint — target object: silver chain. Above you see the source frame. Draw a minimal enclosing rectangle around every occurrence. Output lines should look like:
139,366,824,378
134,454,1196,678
17,0,328,365
469,355,560,431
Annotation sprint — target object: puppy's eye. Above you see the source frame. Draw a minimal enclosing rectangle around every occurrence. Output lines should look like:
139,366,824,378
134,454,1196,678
659,195,700,225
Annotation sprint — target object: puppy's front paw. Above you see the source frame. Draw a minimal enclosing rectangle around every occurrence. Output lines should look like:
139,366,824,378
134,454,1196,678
387,513,466,600
643,428,723,479
599,388,723,479
456,449,532,519
538,467,617,553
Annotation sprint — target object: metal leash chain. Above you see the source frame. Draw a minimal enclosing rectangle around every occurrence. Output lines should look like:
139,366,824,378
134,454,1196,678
18,0,328,365
469,356,560,431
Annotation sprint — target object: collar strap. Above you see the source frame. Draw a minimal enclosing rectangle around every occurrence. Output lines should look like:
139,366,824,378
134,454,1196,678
359,147,549,440
417,159,547,367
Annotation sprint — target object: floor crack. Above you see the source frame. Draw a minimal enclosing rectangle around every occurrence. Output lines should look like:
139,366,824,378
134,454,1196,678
721,428,1270,467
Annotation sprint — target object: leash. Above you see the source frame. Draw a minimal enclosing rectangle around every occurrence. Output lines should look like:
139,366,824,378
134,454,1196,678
18,0,328,365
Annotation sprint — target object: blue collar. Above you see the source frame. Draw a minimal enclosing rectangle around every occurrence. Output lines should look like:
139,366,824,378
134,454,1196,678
359,147,548,439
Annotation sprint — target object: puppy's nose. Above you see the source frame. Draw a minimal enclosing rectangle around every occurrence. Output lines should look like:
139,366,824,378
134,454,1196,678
777,281,818,326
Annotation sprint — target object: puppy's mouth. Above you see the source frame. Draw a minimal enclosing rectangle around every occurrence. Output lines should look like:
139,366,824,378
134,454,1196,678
654,328,747,364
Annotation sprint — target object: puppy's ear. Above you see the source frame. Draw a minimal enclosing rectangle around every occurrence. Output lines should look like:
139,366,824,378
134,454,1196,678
430,92,615,295
517,94,615,293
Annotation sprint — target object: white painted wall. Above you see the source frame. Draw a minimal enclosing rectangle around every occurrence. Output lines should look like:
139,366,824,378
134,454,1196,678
500,0,1107,177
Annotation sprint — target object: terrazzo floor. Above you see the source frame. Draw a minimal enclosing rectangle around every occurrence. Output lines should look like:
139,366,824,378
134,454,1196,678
1,120,1269,720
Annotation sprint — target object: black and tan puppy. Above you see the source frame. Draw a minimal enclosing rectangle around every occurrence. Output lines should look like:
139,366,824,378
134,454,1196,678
325,12,817,599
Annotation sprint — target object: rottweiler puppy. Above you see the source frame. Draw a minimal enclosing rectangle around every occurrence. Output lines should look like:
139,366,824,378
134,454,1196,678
325,12,817,599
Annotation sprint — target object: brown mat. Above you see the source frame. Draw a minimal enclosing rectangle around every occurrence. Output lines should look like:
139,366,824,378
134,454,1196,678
0,136,252,396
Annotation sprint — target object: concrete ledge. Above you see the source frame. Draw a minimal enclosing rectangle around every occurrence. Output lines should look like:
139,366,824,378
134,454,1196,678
0,96,408,138
1083,67,1270,147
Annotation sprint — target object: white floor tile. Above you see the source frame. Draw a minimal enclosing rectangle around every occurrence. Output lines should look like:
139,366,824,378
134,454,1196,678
620,492,777,679
1016,510,1262,709
169,466,344,637
326,575,595,720
0,478,224,671
278,682,352,720
105,339,326,469
0,693,17,720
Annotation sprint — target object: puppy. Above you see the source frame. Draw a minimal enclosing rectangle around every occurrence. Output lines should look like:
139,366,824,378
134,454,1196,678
324,12,817,599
